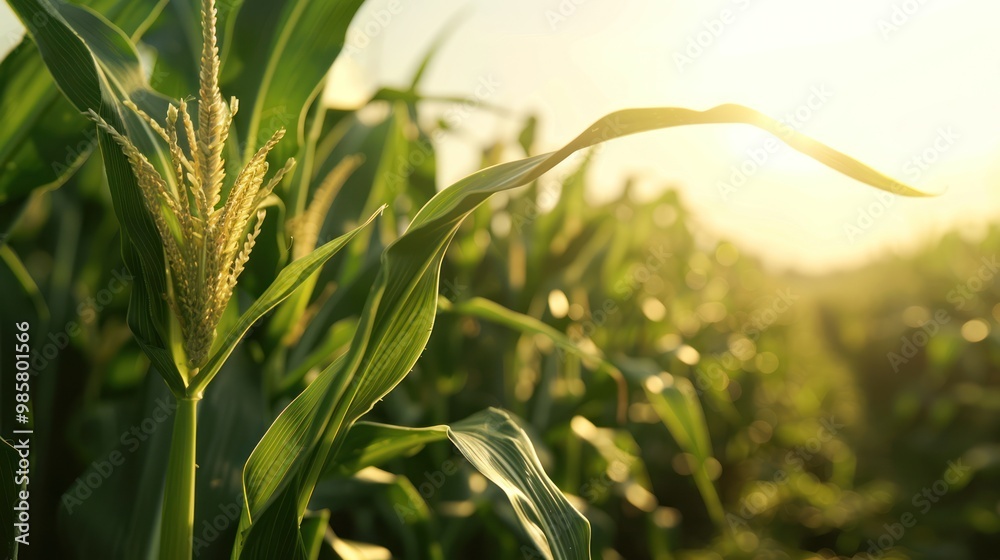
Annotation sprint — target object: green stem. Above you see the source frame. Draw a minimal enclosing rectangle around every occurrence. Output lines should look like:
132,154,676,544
693,469,725,529
160,397,200,560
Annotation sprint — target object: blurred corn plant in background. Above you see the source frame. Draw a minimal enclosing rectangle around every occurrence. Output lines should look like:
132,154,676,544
1,1,997,559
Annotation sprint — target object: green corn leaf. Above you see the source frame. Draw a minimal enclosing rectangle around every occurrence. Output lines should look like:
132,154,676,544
324,410,590,560
344,469,444,560
58,376,176,560
222,0,366,164
329,422,449,476
383,475,443,560
0,245,49,322
448,408,591,560
0,0,165,235
300,509,331,560
8,0,185,393
190,207,384,395
647,375,713,460
619,358,724,526
233,103,929,558
647,374,724,526
288,109,418,365
141,0,246,99
265,102,408,355
238,481,308,560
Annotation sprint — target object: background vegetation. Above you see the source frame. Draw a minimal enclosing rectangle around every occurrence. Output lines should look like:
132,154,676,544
1,1,998,559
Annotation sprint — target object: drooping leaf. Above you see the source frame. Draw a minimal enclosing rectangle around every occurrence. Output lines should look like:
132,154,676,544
448,408,591,560
233,103,929,557
326,410,591,560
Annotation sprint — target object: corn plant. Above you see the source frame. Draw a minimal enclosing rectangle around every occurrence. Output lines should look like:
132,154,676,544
2,0,931,558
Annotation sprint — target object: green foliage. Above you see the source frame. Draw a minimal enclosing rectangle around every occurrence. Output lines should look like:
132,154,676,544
3,1,995,560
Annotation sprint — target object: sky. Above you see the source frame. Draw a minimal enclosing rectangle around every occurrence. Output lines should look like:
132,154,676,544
3,0,999,273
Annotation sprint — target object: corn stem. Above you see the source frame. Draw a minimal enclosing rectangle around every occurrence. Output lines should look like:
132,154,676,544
159,397,200,559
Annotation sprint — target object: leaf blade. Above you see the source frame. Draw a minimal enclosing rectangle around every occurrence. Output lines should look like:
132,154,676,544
234,102,928,556
448,409,592,560
191,207,384,394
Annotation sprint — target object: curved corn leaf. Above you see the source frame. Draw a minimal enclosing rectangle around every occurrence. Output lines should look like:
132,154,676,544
9,0,185,393
325,410,590,560
222,0,366,164
322,410,591,559
619,358,724,526
0,0,164,235
190,207,384,395
300,509,331,560
233,103,928,558
288,108,419,366
265,103,408,357
0,245,49,322
449,408,591,560
328,422,449,476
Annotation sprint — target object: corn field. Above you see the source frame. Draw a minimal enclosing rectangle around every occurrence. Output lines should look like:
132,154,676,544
0,1,998,559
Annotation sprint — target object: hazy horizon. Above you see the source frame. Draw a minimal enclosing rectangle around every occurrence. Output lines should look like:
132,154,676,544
4,0,998,274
